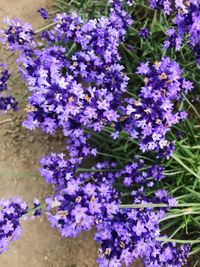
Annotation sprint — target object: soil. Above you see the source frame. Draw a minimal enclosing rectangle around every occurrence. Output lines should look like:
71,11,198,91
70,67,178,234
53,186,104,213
0,1,142,267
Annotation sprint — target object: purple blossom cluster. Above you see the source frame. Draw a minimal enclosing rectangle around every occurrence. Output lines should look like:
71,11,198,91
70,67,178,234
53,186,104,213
164,0,200,64
4,2,130,164
0,197,28,254
0,18,35,51
39,153,78,186
38,153,189,266
42,159,120,238
139,27,150,40
149,0,189,15
121,57,193,157
95,206,189,267
0,67,17,112
6,1,130,164
118,158,165,187
37,8,49,20
32,198,42,218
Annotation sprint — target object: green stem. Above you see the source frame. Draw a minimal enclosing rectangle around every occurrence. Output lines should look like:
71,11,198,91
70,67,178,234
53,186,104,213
97,152,126,161
162,224,183,244
77,168,119,172
120,203,168,209
189,247,200,256
171,153,200,180
156,238,200,244
160,211,200,222
182,93,200,119
35,21,58,34
120,203,200,209
183,145,200,150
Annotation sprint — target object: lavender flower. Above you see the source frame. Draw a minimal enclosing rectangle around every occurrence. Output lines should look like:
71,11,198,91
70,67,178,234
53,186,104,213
164,1,200,65
139,28,150,40
0,95,17,112
119,158,165,187
38,8,49,20
149,0,172,15
0,69,10,92
0,67,17,112
45,163,120,238
39,153,77,186
95,198,189,267
148,0,189,15
0,18,35,51
32,198,42,218
15,2,131,163
121,57,193,157
0,197,28,254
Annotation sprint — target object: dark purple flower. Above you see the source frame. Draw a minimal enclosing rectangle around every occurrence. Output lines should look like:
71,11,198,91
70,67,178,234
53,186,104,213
139,28,150,40
0,18,35,51
45,162,121,238
0,67,17,112
38,8,49,20
0,197,28,254
120,57,193,157
164,1,200,64
95,200,189,267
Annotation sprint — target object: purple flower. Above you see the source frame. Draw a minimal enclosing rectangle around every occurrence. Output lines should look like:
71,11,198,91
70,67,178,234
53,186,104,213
118,158,165,187
0,197,28,254
0,18,35,51
95,199,189,267
149,0,172,15
32,198,42,217
0,69,10,92
121,57,193,157
0,95,17,112
139,28,150,40
45,162,121,238
0,67,17,112
39,153,77,186
13,2,131,164
38,8,49,20
164,1,200,65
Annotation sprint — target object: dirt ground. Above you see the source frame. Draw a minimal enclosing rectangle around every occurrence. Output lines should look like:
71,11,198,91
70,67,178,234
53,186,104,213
0,1,142,267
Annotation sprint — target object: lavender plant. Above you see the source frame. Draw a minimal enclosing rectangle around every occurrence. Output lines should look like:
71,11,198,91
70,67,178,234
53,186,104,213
0,66,17,112
0,0,200,266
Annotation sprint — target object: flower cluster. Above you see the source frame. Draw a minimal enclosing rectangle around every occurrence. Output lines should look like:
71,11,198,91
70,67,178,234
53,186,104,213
39,153,78,186
118,158,165,187
43,160,120,238
0,68,10,92
121,57,193,157
0,67,17,112
139,27,150,40
13,1,131,164
0,197,28,254
149,0,189,15
164,1,200,64
0,18,35,51
32,198,42,218
38,151,190,266
95,194,188,267
38,8,49,20
149,0,173,15
21,9,130,131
